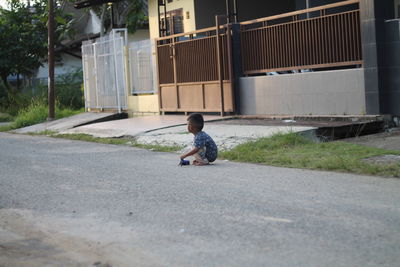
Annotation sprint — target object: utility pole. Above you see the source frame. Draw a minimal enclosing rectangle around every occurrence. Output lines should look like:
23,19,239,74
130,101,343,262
48,0,55,120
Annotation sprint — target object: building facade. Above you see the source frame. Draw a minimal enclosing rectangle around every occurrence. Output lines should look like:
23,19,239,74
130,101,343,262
145,0,399,116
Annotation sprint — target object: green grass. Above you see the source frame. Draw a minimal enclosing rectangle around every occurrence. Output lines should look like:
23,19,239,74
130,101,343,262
220,132,400,178
0,102,83,132
43,133,183,153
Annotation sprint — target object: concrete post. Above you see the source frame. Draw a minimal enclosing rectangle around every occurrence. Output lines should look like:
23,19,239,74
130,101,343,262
360,0,395,114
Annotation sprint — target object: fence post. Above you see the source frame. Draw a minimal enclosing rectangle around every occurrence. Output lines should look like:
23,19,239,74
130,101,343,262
215,15,225,117
226,23,235,114
82,49,89,112
124,45,131,99
172,38,179,110
113,37,122,113
231,23,243,114
93,43,100,109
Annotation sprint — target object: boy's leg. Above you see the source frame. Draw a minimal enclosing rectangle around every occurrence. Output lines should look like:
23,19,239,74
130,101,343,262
193,148,209,165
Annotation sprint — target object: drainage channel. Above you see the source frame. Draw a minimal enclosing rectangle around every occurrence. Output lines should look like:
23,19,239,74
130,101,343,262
208,116,389,142
312,120,386,142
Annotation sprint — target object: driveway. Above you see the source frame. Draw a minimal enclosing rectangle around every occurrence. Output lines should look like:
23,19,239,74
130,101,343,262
0,132,399,266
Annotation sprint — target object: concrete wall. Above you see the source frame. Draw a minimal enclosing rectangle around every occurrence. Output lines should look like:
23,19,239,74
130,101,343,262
127,95,159,116
239,69,366,115
360,0,395,114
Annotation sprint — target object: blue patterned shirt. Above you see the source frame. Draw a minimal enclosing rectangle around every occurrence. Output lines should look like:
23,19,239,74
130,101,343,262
193,131,218,162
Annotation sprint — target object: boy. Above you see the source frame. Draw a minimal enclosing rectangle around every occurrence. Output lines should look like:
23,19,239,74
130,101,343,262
180,113,218,166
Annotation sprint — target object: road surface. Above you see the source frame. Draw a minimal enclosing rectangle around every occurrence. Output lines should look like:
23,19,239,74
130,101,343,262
0,132,399,266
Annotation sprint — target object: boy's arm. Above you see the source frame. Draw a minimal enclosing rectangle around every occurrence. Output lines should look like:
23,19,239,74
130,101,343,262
180,147,200,160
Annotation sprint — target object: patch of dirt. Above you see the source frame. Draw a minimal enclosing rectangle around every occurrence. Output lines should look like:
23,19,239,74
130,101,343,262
343,128,400,151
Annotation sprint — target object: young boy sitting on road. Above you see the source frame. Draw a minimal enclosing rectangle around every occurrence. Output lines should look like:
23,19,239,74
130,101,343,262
180,113,218,166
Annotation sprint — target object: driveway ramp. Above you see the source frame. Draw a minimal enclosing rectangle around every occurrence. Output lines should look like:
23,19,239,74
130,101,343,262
13,112,127,134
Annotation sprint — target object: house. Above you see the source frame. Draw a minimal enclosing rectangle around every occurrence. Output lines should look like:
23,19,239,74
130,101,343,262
142,0,399,118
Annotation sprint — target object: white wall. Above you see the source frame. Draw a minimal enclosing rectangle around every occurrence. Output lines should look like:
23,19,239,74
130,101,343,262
128,29,150,42
36,54,82,79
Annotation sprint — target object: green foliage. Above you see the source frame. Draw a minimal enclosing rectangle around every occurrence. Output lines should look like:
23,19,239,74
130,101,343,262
124,0,147,34
0,0,47,81
55,69,84,109
0,0,76,104
91,0,147,35
1,68,84,116
0,99,82,131
12,100,49,129
220,133,400,178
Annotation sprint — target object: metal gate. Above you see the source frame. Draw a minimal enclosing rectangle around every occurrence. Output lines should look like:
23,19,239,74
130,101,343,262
82,30,128,112
156,23,235,115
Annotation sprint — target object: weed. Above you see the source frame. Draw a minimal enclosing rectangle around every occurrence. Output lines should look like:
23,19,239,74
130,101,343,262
220,133,400,178
0,101,82,132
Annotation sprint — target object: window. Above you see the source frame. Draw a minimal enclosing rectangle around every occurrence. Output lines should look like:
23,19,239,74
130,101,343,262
160,8,184,36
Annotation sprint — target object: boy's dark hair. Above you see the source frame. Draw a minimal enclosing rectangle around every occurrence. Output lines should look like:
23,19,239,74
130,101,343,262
187,113,204,131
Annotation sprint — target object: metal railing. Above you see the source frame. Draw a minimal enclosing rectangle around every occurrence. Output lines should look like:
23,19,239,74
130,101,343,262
156,26,230,85
240,0,362,75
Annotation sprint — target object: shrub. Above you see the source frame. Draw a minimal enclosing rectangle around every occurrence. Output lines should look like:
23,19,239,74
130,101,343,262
55,69,84,109
12,100,49,128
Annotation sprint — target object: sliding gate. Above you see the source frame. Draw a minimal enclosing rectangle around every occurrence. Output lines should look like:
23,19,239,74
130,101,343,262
156,24,235,115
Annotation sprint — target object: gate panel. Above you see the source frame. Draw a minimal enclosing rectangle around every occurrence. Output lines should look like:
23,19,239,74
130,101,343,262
156,26,234,114
82,32,127,112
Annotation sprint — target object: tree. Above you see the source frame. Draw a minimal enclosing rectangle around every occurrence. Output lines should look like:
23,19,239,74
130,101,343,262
0,0,75,107
118,0,147,34
90,0,147,36
0,0,47,92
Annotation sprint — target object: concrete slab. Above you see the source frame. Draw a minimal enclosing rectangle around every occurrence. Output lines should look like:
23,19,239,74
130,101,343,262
60,115,230,138
13,112,120,134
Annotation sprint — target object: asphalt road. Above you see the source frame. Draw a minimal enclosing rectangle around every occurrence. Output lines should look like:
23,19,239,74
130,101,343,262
0,132,399,267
